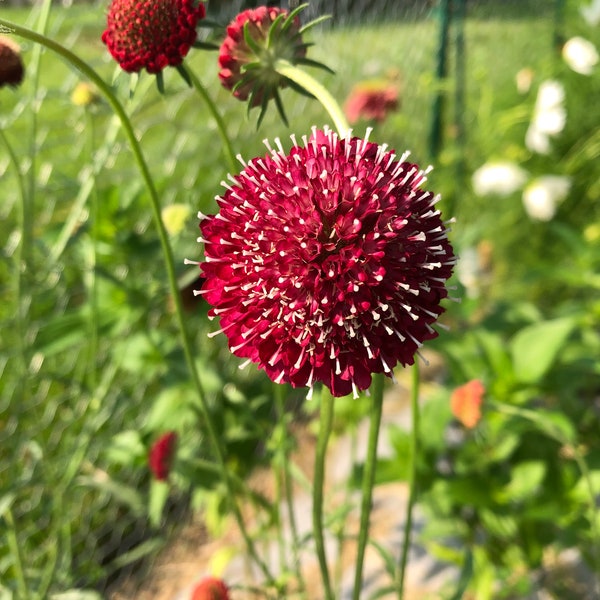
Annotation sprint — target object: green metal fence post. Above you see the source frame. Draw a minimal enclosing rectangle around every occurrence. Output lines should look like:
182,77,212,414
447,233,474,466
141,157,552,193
428,0,451,159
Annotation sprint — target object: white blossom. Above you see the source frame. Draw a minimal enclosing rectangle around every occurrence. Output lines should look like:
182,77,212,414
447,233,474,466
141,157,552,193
525,80,566,154
562,36,599,75
581,0,600,26
472,161,528,197
522,175,572,221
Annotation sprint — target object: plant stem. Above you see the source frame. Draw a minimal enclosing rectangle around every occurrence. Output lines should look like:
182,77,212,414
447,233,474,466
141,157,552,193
4,507,28,599
274,59,349,137
396,362,421,599
0,20,274,583
274,384,306,594
313,385,335,600
186,67,238,173
352,373,385,600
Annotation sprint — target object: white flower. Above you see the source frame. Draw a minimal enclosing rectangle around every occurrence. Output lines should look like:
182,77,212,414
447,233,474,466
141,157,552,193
562,37,599,75
581,0,600,26
525,80,566,154
522,175,571,221
472,161,528,197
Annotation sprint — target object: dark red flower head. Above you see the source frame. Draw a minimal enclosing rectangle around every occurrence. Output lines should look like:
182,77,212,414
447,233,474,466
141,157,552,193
102,0,205,74
149,431,178,480
218,6,306,107
344,79,400,124
191,576,230,600
0,35,25,89
196,127,456,398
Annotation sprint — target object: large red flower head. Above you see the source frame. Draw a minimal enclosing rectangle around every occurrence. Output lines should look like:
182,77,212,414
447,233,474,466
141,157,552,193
191,576,230,600
196,127,456,398
148,431,178,481
102,0,205,74
0,35,25,89
218,6,307,107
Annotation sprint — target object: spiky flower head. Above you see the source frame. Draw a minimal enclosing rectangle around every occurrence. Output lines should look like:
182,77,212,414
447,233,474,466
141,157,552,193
195,127,456,398
148,431,178,480
218,5,310,110
191,577,230,600
102,0,205,74
0,35,25,89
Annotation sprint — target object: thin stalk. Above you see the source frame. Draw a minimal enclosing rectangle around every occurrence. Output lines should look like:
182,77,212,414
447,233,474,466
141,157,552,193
274,59,349,137
4,507,28,599
186,67,238,173
274,384,306,595
352,373,385,600
0,20,274,583
23,0,52,261
0,128,28,401
396,362,421,599
313,385,335,600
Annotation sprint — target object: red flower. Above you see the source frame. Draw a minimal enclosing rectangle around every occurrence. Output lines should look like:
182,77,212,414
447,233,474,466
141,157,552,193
218,6,306,106
191,577,230,600
0,35,25,88
450,380,485,428
101,0,205,74
196,127,456,398
344,80,400,124
148,431,178,480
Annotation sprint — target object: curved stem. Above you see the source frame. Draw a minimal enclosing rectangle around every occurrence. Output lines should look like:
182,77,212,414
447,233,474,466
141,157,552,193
186,67,238,173
396,362,420,599
352,373,385,600
0,19,274,583
313,385,335,600
274,59,349,137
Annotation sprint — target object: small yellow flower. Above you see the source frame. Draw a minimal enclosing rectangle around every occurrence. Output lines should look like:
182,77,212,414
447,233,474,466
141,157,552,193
71,82,99,107
161,203,191,236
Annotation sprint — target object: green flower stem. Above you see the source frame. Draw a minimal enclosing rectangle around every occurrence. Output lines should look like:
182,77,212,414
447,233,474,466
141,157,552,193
396,362,421,598
352,373,385,600
0,128,28,402
4,507,27,599
313,384,336,600
274,383,306,594
0,19,273,583
274,59,349,137
186,67,238,173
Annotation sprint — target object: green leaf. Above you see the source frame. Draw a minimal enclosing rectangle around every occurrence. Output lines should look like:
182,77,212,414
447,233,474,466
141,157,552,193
148,479,170,528
510,317,576,384
503,460,546,501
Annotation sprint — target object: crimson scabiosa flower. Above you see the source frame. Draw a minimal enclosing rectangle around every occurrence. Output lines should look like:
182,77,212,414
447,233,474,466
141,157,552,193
148,431,178,480
0,35,25,89
194,127,456,398
102,0,205,74
191,576,230,600
218,4,327,122
344,79,400,124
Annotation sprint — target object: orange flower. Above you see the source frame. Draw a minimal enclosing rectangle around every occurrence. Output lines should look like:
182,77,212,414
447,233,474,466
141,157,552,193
450,380,485,428
344,79,400,124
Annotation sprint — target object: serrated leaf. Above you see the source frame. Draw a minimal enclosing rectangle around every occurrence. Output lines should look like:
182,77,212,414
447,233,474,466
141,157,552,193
510,317,576,384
